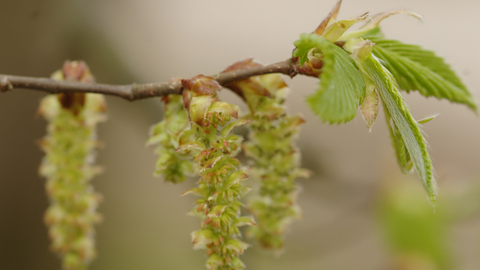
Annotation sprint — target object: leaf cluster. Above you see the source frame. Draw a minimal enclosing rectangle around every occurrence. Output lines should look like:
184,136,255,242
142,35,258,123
292,3,476,205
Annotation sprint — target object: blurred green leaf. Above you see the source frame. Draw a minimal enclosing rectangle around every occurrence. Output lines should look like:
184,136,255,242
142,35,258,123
378,180,451,270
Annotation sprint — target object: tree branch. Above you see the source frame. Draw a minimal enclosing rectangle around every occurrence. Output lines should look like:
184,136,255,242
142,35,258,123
0,58,305,101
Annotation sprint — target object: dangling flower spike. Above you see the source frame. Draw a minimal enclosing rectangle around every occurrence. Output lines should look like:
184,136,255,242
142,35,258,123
38,61,106,270
223,59,309,250
179,75,255,270
148,93,194,183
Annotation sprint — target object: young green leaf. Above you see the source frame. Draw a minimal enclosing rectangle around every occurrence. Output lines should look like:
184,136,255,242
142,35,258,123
322,12,369,42
361,27,385,40
384,107,413,173
354,55,436,205
339,10,421,41
293,34,366,124
417,114,439,124
369,38,476,110
313,0,343,36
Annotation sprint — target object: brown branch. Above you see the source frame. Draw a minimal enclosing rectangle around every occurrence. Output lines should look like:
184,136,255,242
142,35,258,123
0,58,306,101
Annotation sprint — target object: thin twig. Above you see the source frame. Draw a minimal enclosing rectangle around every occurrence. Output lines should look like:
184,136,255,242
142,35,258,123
0,59,304,101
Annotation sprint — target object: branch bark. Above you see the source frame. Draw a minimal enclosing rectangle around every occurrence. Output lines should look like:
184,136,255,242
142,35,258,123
0,58,306,101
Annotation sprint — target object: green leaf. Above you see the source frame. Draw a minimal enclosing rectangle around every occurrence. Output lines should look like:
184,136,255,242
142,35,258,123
293,34,366,123
355,55,436,205
340,10,421,41
384,107,413,173
417,114,439,124
369,38,476,110
322,12,368,42
361,27,385,40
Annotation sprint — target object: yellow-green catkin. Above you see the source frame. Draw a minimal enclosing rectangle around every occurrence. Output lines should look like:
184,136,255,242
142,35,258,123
224,59,309,250
147,94,194,183
38,61,106,270
179,75,255,270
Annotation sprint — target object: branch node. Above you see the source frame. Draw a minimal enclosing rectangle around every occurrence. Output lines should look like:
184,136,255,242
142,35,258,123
0,76,13,93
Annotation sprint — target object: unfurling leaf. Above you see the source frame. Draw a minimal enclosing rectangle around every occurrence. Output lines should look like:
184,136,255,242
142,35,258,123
369,38,476,110
313,0,343,36
293,34,366,124
323,12,369,42
340,10,422,41
354,55,436,205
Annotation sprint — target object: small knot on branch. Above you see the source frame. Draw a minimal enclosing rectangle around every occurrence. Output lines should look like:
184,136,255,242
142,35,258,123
0,76,13,92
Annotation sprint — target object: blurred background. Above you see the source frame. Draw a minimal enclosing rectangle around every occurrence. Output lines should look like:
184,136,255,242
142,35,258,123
1,0,479,269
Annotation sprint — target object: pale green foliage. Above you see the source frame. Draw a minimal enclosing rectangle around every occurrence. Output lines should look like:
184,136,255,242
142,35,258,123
361,27,385,40
292,1,475,205
384,108,413,173
322,12,368,42
340,10,422,41
179,76,253,270
147,95,194,183
354,55,436,205
293,34,366,124
38,93,105,270
29,3,475,270
417,114,439,124
370,38,476,110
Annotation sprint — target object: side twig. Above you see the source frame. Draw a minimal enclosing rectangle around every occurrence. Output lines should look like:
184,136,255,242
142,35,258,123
0,58,306,101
